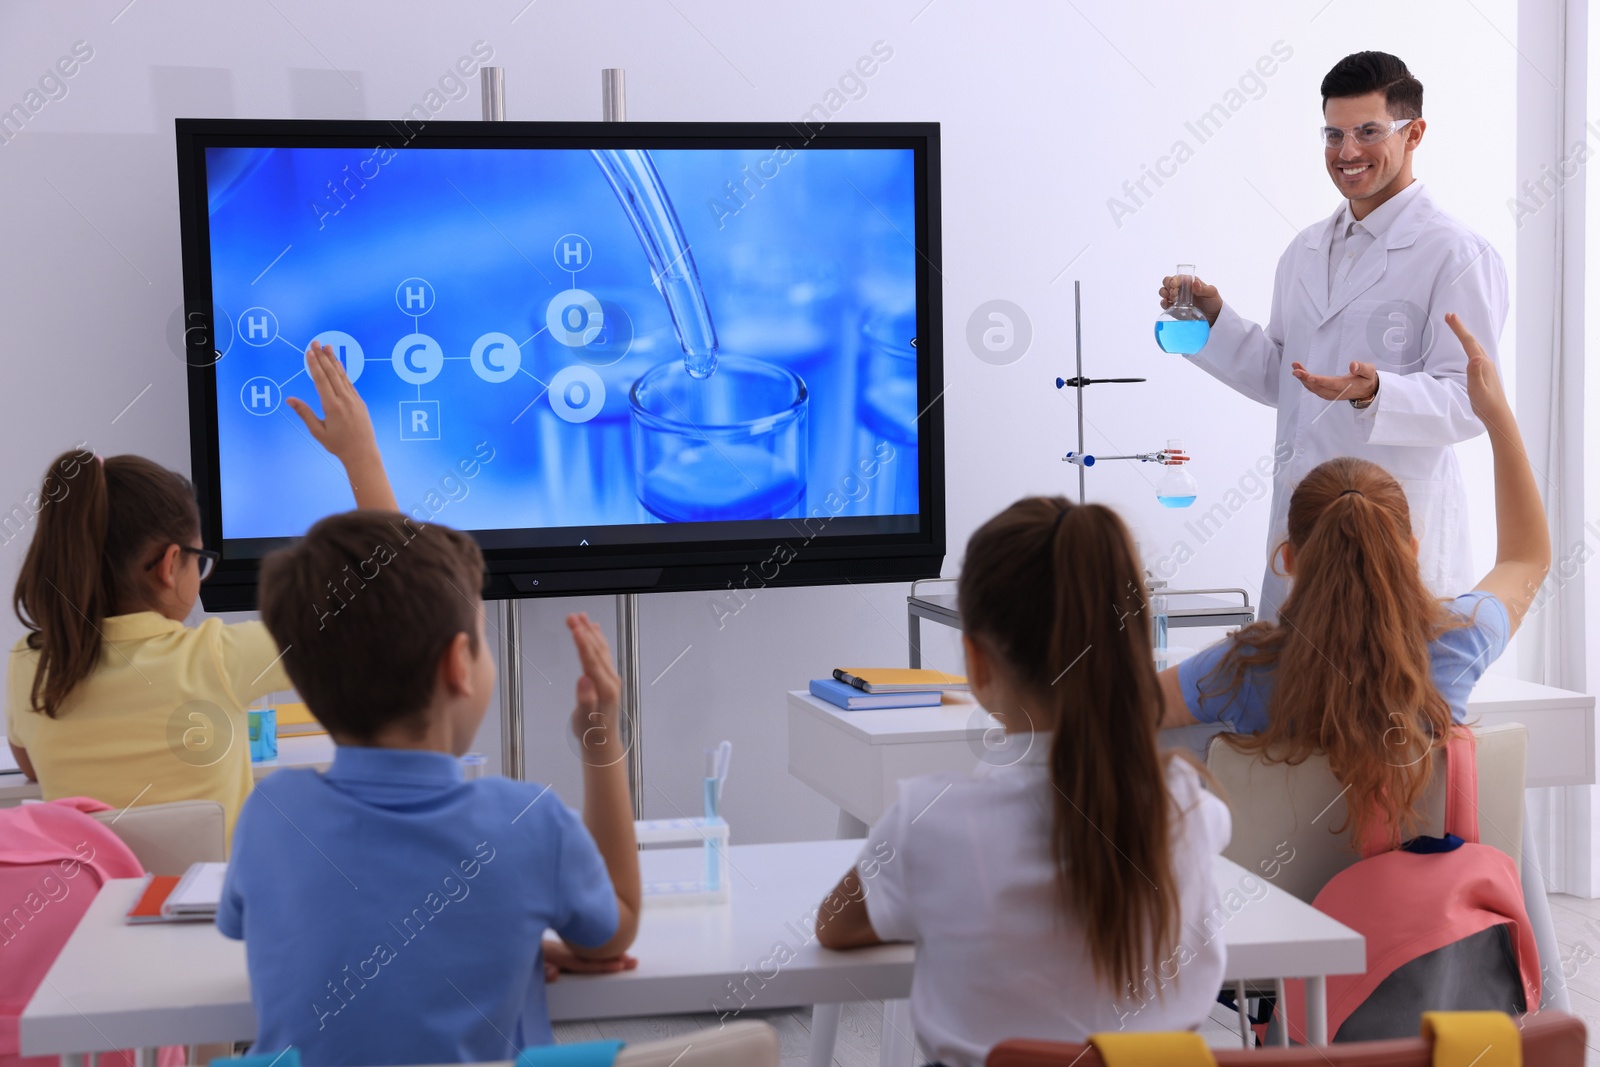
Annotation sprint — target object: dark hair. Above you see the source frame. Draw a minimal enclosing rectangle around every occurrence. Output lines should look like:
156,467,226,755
1321,51,1422,118
258,511,485,742
957,496,1181,996
1202,458,1466,846
13,448,200,718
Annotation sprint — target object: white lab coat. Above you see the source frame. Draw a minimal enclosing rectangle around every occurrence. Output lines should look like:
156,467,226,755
1192,182,1507,620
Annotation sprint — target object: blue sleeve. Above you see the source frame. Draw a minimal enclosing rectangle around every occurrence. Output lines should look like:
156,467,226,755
549,803,620,949
1177,636,1271,735
215,797,253,940
1431,592,1511,721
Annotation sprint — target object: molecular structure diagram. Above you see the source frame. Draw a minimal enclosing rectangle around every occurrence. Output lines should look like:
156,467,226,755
235,234,623,440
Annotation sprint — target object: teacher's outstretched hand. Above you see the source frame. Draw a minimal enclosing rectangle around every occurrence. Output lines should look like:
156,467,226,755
1291,359,1379,404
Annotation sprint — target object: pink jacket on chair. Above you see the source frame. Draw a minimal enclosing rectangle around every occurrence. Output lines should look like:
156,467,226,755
0,797,149,1067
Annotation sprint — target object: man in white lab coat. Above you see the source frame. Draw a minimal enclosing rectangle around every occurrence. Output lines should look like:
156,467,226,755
1160,51,1507,621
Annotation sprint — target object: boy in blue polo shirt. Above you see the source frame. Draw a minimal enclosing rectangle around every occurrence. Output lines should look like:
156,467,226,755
219,512,640,1066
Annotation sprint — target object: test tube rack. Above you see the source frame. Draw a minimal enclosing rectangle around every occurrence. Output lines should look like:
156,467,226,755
1056,279,1181,505
635,816,731,907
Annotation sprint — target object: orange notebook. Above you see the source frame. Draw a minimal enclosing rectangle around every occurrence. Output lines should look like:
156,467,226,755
833,668,969,694
126,875,181,924
124,863,226,923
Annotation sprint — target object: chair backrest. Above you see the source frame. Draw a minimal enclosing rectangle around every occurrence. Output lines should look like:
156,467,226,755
1206,722,1526,903
614,1020,778,1066
378,1022,781,1067
985,1009,1586,1066
88,800,226,875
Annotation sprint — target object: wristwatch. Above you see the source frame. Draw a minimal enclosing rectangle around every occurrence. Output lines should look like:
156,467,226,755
1349,377,1379,410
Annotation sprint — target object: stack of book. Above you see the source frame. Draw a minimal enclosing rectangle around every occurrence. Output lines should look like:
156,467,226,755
808,668,969,711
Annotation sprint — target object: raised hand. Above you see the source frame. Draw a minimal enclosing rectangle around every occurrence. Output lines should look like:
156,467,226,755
287,342,377,464
1444,312,1510,429
567,613,623,766
286,342,398,510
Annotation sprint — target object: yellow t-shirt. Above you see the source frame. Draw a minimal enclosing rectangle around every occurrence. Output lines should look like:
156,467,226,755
5,613,292,845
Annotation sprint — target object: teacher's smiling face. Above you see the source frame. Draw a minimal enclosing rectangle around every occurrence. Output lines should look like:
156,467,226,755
1322,90,1425,214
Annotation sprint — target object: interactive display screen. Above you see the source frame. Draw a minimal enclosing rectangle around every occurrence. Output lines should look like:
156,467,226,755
177,121,944,606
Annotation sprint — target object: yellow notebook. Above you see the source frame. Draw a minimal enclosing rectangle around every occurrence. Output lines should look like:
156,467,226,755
833,668,969,694
273,701,327,737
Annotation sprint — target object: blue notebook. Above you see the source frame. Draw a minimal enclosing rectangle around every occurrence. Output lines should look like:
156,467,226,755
809,678,942,710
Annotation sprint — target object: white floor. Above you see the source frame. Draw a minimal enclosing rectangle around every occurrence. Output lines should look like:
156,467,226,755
552,891,1600,1065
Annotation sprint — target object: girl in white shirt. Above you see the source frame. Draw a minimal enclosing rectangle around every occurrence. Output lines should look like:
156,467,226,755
816,499,1232,1067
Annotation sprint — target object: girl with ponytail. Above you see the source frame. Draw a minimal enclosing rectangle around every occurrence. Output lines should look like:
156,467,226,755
816,499,1231,1065
6,345,395,842
1160,314,1550,847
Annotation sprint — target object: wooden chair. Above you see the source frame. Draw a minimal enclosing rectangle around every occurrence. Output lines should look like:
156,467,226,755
266,1022,782,1067
986,1009,1585,1065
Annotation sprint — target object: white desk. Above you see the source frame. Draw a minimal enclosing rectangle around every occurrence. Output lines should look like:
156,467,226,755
0,733,336,806
22,840,910,1060
788,674,1596,835
22,840,1362,1059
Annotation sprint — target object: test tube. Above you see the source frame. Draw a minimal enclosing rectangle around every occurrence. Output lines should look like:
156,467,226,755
703,757,722,891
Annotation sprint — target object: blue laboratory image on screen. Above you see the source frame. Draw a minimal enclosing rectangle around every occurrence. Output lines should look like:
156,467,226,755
206,144,921,544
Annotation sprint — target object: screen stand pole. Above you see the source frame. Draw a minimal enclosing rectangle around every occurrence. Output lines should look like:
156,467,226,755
498,600,524,779
601,66,645,819
478,65,525,781
616,593,644,819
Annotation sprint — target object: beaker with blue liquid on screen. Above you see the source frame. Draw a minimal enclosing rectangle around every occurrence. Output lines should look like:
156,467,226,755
1155,264,1210,355
630,356,808,522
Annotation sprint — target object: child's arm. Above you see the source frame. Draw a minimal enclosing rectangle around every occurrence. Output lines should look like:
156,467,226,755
9,741,35,781
286,342,399,511
562,612,641,961
1445,314,1551,636
815,867,883,949
1157,665,1198,729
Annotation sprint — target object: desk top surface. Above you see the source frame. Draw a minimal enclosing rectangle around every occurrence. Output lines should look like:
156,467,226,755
22,841,1360,1053
790,672,1595,745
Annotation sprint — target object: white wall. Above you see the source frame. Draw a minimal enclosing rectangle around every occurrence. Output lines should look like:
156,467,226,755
0,0,1518,843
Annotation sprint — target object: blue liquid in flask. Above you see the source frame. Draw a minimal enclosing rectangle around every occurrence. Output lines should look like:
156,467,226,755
1156,264,1210,355
1154,319,1210,355
1157,494,1197,508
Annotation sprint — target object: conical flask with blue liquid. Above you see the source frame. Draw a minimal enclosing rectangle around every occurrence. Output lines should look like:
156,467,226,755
1155,264,1210,355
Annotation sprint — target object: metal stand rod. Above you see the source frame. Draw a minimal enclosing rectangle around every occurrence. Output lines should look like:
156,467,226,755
479,66,525,781
1073,281,1084,504
601,66,644,819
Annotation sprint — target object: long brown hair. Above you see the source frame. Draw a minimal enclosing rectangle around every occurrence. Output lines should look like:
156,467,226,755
12,449,200,717
958,496,1180,994
1203,457,1465,845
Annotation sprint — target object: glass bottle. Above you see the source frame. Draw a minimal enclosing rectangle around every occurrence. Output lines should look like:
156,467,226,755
1155,264,1211,355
